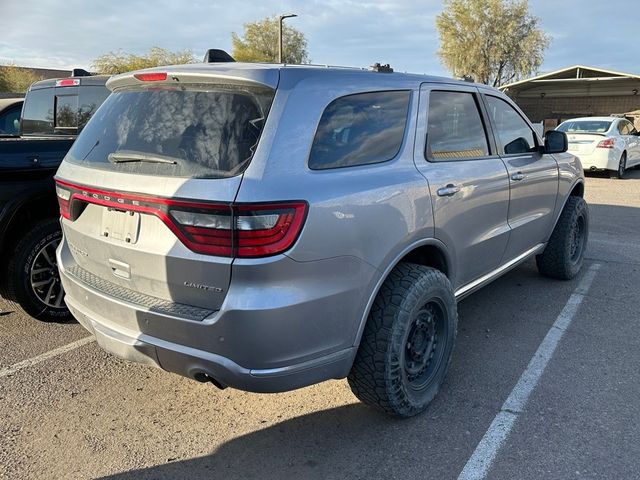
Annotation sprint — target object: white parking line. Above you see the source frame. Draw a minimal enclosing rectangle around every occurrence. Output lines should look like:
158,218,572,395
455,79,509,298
457,263,602,480
0,336,95,379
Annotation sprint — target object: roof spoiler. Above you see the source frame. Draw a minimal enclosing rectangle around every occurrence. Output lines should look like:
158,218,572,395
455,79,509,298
203,49,236,63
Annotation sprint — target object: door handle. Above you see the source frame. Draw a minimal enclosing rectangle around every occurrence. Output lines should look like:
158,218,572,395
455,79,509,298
437,184,461,197
511,172,526,181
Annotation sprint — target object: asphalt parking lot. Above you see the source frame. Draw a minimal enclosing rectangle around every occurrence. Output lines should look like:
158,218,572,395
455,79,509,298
1,169,639,480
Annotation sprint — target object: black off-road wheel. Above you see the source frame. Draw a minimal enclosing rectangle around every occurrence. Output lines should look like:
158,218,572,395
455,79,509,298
536,196,589,280
610,152,626,179
348,263,457,418
3,219,71,322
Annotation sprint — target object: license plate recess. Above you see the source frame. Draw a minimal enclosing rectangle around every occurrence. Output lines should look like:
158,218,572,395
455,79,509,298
101,208,141,244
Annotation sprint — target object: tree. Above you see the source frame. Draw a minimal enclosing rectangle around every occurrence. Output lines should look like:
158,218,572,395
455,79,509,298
92,47,196,75
0,65,42,93
436,0,550,87
232,16,309,64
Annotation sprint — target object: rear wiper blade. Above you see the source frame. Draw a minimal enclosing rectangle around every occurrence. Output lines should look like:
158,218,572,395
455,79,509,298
108,150,177,164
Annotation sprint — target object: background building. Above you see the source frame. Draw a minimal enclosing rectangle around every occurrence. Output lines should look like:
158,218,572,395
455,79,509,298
501,65,640,130
0,66,71,81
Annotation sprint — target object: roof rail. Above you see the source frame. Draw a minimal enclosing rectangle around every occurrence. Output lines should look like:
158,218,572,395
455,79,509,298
203,49,236,63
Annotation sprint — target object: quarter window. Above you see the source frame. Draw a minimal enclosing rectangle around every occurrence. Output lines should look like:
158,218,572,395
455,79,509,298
426,91,489,161
309,90,410,170
485,95,537,155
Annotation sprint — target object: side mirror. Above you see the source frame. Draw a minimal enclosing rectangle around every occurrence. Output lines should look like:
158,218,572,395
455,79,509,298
504,137,531,155
544,130,567,154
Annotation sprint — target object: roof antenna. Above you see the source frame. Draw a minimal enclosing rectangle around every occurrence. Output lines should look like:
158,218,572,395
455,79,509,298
203,49,236,63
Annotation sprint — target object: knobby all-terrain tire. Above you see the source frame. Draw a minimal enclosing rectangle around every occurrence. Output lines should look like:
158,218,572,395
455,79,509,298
610,152,626,179
348,263,457,418
536,196,589,280
4,219,71,322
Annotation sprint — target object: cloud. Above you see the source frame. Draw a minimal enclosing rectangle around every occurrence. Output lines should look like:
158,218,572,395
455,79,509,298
1,0,637,76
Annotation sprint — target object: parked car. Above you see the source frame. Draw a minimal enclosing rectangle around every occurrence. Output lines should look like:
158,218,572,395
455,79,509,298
0,98,23,136
55,62,586,417
556,116,640,178
0,73,110,321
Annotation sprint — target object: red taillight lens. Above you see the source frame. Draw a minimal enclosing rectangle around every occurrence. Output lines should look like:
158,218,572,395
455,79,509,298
597,138,615,149
56,78,80,87
55,185,71,219
169,208,233,256
54,179,307,258
234,203,307,257
133,72,167,82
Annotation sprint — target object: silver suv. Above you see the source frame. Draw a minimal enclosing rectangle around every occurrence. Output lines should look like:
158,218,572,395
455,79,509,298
55,63,588,417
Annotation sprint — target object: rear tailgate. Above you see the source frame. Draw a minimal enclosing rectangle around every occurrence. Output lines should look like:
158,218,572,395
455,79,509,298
56,167,241,312
55,75,276,314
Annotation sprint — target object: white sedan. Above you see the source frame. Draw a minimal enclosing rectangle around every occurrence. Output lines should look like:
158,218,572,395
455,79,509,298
556,116,640,178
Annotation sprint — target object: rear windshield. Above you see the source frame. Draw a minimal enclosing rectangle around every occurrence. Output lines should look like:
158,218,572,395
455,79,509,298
557,120,612,134
66,84,275,178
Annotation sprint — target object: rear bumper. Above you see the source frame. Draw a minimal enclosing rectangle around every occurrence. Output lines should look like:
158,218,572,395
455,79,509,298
57,236,372,392
65,290,354,392
576,149,619,171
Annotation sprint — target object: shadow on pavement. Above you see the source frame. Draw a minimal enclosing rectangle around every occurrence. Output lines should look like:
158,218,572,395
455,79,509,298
99,403,410,480
94,197,638,480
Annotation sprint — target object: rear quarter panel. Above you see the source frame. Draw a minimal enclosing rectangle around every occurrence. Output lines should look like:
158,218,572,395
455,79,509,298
237,80,433,269
236,78,435,348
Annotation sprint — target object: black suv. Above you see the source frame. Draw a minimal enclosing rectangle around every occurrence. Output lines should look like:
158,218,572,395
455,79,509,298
0,73,110,321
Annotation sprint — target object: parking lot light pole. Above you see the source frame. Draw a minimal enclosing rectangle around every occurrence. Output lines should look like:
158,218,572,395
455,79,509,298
278,13,297,63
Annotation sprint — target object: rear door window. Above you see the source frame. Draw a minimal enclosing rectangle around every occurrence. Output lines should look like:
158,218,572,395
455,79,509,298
425,90,490,161
66,84,275,178
0,105,21,135
308,90,410,170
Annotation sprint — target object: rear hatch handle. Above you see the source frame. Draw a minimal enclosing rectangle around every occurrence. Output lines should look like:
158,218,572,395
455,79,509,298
109,259,131,280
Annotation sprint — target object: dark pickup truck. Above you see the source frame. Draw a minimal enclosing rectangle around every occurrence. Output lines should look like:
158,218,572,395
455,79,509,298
0,73,109,321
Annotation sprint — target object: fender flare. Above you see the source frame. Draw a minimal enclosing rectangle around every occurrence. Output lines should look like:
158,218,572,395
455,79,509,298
350,237,452,353
549,179,585,236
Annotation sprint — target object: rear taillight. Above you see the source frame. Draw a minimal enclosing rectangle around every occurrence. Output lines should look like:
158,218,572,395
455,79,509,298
54,179,307,258
168,206,234,256
55,185,71,219
234,203,308,257
597,138,615,149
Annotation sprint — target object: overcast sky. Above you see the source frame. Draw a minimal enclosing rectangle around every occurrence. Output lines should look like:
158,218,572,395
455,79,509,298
1,0,636,77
